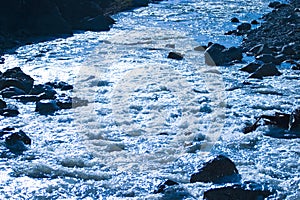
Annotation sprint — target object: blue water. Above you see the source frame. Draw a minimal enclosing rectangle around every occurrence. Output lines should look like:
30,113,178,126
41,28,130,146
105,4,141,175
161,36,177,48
1,0,298,199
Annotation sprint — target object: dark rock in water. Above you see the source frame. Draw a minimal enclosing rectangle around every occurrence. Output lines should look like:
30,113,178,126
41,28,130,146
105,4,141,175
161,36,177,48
240,62,261,73
249,44,273,56
36,100,60,115
194,46,207,51
4,130,31,153
281,44,296,55
224,30,237,35
56,95,88,109
268,1,281,8
255,54,279,64
1,86,26,98
190,155,239,183
0,67,34,93
97,80,111,87
77,15,115,31
0,104,19,117
204,183,273,200
30,84,57,99
45,81,73,91
231,17,240,23
154,179,179,194
291,63,300,70
237,23,251,34
251,20,259,25
0,57,5,64
0,99,7,109
249,63,282,79
167,52,184,60
204,44,242,66
11,95,41,103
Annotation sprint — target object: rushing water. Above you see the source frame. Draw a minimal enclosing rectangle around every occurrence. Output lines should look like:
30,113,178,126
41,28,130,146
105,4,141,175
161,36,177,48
1,0,299,199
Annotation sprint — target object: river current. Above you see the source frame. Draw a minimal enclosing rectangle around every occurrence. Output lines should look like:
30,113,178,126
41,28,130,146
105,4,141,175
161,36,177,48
1,0,299,199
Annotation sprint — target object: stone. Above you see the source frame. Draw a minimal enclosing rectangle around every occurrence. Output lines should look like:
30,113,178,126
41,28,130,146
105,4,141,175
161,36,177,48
167,52,184,60
255,54,278,64
56,96,89,109
154,179,179,194
237,23,251,32
268,1,281,8
0,99,7,109
194,46,207,51
36,100,60,115
190,155,239,183
240,62,261,73
251,20,259,25
0,67,34,93
204,183,273,200
30,84,57,99
281,44,296,55
231,17,240,23
77,15,115,31
249,63,282,79
1,86,26,98
5,130,31,153
0,104,19,117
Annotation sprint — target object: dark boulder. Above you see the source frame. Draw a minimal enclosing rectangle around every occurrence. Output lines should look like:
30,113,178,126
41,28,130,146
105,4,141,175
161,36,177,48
237,23,251,35
248,44,273,56
0,67,34,93
255,54,279,64
249,63,282,79
204,44,242,66
251,20,259,25
190,155,239,183
240,62,261,73
268,1,281,8
45,81,73,91
204,183,273,200
1,86,26,98
167,52,184,60
4,130,31,153
30,84,57,99
36,100,60,115
231,17,240,23
77,15,115,31
56,96,89,109
0,104,19,117
281,44,296,55
154,179,179,194
0,99,7,109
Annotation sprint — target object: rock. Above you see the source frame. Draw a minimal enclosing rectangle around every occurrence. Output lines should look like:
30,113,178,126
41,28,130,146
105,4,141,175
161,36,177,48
237,23,251,32
190,155,239,183
249,63,282,79
255,54,279,64
0,57,5,64
204,183,273,200
292,63,300,70
281,44,296,55
77,15,115,31
1,86,26,98
154,179,179,194
240,62,261,73
56,96,89,109
204,44,242,66
0,104,19,117
11,95,41,103
251,20,259,25
0,99,7,109
268,1,281,8
167,52,184,60
194,46,207,51
231,17,240,23
0,67,34,93
5,130,31,153
30,84,57,99
224,30,237,35
248,44,273,56
36,100,60,115
45,81,73,91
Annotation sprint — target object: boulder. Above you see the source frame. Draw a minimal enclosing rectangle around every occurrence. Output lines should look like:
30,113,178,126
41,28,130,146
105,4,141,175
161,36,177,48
240,62,261,73
281,44,296,55
154,179,179,194
204,184,273,200
56,96,89,109
236,23,251,34
204,44,242,66
1,86,26,98
4,130,31,153
0,104,19,117
268,1,281,8
30,84,57,99
255,54,279,64
0,99,7,109
167,52,184,60
231,17,239,23
77,15,115,31
190,155,239,183
251,20,259,25
249,63,282,79
35,100,60,115
0,67,34,93
248,44,273,56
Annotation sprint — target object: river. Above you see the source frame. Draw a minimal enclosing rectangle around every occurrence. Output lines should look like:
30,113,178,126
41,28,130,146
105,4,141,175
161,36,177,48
1,0,298,199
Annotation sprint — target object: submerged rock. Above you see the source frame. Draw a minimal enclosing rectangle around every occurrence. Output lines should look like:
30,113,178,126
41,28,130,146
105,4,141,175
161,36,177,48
0,99,7,109
231,17,240,23
1,128,31,153
204,183,273,200
0,104,19,117
56,95,89,109
190,155,239,183
154,179,179,194
1,86,26,98
36,100,60,115
167,52,184,60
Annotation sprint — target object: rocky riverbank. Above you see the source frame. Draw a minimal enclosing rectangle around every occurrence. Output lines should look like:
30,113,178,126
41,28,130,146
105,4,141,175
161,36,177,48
0,0,161,54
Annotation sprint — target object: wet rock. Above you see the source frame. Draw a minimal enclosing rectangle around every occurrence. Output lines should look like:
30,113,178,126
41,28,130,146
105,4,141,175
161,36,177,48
255,54,279,64
1,86,26,98
0,104,19,117
11,95,42,103
249,63,282,79
248,44,273,56
5,130,31,153
268,1,281,8
154,179,179,194
0,99,6,109
281,44,296,55
204,183,273,200
0,67,34,93
190,155,239,183
240,62,261,73
77,15,115,31
204,44,242,66
36,100,60,115
251,20,259,25
167,52,184,60
30,84,57,99
56,95,89,109
291,63,300,70
45,81,73,91
0,57,5,64
237,23,251,32
231,17,240,23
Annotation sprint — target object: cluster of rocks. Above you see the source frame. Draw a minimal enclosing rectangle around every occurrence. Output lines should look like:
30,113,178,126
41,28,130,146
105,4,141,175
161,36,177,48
0,67,88,116
154,155,274,199
0,0,162,53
